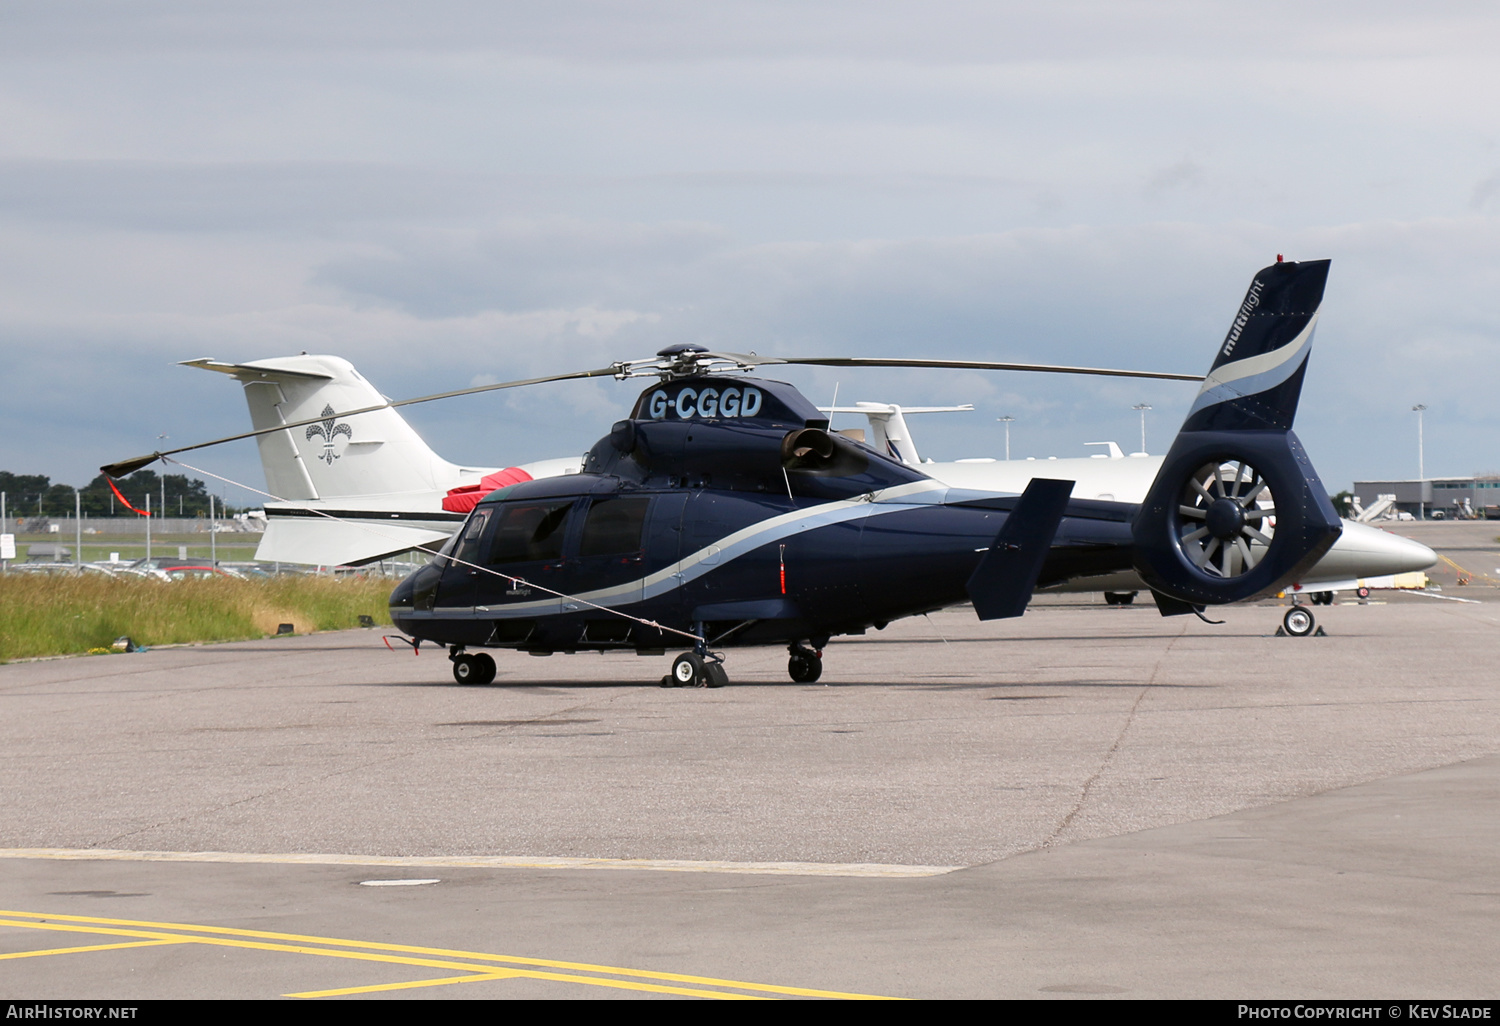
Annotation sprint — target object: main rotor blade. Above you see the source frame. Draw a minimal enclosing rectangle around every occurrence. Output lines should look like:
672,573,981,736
100,365,621,478
760,356,1204,382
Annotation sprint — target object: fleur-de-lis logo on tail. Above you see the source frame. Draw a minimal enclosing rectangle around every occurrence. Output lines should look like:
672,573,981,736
305,404,353,465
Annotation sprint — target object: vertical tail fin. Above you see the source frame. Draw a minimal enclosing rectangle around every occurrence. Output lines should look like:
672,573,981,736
182,355,479,500
1132,260,1342,608
1183,258,1328,433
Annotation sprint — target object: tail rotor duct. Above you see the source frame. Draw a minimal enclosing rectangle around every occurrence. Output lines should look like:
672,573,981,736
1174,459,1277,579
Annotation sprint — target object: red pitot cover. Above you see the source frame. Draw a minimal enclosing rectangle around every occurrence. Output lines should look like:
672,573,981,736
441,467,534,513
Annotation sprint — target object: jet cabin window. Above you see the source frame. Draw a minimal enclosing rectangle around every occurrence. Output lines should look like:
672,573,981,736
487,501,574,564
579,497,650,557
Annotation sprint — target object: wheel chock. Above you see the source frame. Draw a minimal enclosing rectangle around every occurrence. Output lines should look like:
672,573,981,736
1274,626,1287,637
1313,626,1328,636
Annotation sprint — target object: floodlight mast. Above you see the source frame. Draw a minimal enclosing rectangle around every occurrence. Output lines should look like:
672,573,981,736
1133,403,1152,455
996,415,1015,460
1412,404,1427,520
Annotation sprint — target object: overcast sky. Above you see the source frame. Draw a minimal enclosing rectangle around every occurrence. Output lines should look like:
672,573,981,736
3,1,1498,506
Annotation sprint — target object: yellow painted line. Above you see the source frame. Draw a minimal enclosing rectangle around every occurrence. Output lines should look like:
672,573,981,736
293,968,766,1001
0,910,897,1000
0,847,959,879
0,938,184,960
0,918,765,1000
287,973,519,998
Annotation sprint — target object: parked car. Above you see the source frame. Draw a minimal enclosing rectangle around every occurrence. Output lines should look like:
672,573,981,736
161,565,248,581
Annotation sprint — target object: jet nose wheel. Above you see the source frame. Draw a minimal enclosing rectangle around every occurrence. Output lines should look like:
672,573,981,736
452,652,497,685
788,646,823,683
1282,606,1315,637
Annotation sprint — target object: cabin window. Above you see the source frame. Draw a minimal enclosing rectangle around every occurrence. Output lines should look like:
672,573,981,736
451,508,492,566
487,501,574,563
579,497,651,556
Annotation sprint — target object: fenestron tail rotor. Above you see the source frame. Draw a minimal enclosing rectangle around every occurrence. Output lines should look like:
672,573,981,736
1174,459,1277,579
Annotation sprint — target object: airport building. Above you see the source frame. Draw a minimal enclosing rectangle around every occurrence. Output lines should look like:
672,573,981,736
1353,477,1499,519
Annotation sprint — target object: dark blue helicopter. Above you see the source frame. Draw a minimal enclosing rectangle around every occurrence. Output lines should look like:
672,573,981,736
381,258,1341,688
101,258,1341,689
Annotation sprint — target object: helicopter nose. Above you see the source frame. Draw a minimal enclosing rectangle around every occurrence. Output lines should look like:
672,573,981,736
1319,520,1437,578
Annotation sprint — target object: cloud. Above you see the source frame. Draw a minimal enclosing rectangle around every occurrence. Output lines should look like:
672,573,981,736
4,2,1500,498
0,159,484,231
1471,169,1500,210
1144,157,1204,197
9,209,1498,492
315,218,732,315
6,2,1499,64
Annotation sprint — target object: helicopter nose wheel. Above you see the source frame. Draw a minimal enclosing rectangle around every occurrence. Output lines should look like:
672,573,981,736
787,645,823,683
451,651,497,685
664,652,727,688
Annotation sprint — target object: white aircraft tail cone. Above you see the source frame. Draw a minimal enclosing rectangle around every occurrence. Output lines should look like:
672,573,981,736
1299,521,1436,582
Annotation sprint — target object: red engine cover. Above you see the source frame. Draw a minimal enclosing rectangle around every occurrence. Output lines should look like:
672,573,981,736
441,467,533,513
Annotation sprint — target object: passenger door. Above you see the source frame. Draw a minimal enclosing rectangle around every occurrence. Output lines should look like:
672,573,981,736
474,498,577,610
570,495,654,608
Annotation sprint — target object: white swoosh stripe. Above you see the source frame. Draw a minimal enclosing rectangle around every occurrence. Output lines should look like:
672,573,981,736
1198,311,1318,396
475,479,952,616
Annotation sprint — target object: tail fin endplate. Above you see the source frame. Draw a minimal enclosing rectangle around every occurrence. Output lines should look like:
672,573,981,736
966,477,1075,620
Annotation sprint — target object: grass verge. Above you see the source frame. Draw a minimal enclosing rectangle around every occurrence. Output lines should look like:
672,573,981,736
0,575,394,662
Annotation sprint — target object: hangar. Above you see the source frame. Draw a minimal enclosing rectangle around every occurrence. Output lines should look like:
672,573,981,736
1353,476,1499,519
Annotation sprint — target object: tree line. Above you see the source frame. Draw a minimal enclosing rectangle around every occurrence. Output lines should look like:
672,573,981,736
0,470,240,518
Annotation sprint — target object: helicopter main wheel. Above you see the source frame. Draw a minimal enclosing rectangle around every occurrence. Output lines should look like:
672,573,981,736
1283,606,1315,637
453,652,497,685
788,647,823,683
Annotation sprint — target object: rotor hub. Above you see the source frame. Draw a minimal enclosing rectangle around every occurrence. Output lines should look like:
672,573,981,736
1205,497,1246,540
656,344,709,358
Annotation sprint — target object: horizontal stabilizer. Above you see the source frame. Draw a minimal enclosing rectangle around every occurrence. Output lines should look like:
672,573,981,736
180,358,334,381
966,478,1074,621
255,518,451,567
